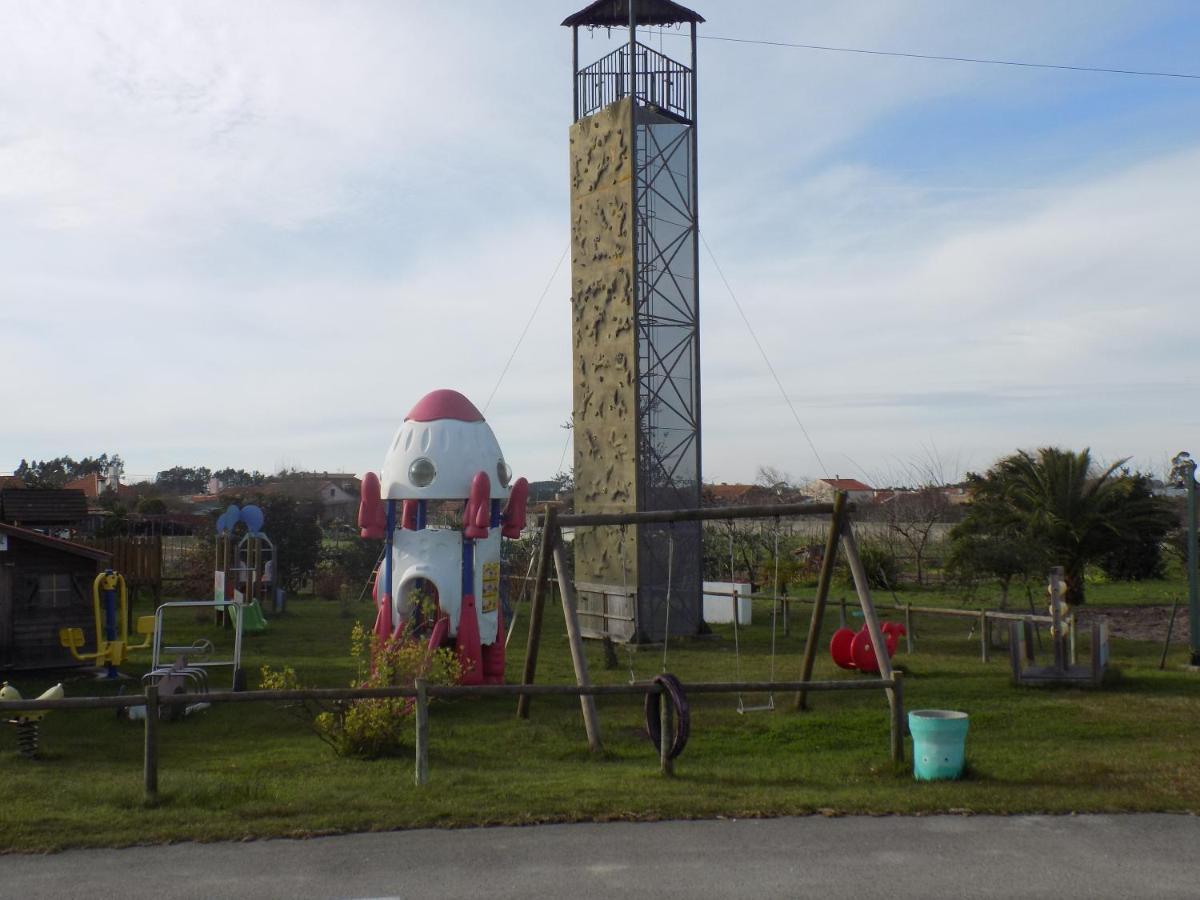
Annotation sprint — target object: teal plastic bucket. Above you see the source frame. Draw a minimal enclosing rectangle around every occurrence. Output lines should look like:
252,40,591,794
909,710,969,781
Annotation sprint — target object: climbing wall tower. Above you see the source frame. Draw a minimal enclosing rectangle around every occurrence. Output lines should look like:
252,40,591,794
563,0,703,643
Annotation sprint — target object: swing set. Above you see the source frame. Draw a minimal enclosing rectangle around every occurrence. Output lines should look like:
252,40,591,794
515,491,903,762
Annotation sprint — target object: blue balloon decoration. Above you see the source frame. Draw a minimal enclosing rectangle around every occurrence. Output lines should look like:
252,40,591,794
215,511,229,534
241,504,264,535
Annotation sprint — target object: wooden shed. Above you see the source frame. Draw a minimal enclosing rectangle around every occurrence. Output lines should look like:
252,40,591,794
0,523,111,671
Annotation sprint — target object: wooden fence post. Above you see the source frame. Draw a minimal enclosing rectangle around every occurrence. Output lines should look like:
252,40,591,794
143,684,159,803
517,507,557,719
889,671,905,764
414,678,429,786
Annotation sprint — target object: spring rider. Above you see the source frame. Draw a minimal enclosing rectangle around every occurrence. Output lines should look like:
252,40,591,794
59,569,153,678
358,389,529,685
830,620,906,673
1,682,64,758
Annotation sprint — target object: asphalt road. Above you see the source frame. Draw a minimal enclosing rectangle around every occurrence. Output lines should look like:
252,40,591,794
2,815,1197,899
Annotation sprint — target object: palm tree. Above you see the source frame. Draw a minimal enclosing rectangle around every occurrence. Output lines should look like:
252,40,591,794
965,447,1173,605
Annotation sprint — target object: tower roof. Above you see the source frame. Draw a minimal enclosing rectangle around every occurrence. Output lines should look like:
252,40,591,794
562,0,704,28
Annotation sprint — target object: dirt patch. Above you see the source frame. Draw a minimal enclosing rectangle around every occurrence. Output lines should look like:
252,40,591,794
1076,605,1191,644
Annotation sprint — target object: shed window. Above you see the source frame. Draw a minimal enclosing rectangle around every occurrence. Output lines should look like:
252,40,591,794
38,573,73,608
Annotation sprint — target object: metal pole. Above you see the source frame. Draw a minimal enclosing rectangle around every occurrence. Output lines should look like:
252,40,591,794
1187,459,1200,665
572,26,579,121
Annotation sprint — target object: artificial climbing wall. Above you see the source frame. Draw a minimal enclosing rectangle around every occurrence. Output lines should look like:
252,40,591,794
569,97,639,633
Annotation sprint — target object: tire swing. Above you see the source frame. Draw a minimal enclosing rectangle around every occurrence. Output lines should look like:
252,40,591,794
644,524,690,760
644,672,691,760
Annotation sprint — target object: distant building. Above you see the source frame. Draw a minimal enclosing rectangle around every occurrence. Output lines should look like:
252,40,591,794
703,483,807,506
0,489,89,534
221,472,363,524
804,478,874,504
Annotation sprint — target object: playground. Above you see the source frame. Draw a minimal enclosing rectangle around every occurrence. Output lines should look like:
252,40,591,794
3,0,1199,865
2,567,1199,852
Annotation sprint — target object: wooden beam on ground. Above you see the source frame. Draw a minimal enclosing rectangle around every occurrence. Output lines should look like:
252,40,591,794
841,522,902,763
796,492,848,711
517,506,557,719
553,538,602,754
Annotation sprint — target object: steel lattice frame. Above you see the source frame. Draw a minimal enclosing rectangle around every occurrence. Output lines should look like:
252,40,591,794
632,100,702,639
571,30,702,642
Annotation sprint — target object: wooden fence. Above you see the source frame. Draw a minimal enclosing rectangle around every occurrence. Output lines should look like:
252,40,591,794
0,675,902,801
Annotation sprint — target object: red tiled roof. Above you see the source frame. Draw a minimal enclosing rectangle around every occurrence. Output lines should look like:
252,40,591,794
822,478,873,492
65,473,104,499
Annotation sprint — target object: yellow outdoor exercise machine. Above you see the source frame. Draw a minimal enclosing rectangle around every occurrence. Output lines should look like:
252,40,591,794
59,569,153,679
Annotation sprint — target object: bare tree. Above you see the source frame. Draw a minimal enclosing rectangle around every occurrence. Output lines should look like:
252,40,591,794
871,448,964,586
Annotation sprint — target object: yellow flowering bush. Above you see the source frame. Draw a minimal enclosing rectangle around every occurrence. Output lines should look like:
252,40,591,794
261,621,461,758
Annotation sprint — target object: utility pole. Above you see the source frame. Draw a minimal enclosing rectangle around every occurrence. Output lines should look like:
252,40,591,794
1170,451,1199,667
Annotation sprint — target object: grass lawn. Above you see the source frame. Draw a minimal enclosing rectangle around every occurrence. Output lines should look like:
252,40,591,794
3,586,1199,852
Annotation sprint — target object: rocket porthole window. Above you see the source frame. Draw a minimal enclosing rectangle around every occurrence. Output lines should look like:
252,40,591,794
409,457,437,487
497,459,512,488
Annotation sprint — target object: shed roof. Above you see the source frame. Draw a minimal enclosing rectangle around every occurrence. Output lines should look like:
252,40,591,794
562,0,704,27
1,488,89,524
0,522,111,561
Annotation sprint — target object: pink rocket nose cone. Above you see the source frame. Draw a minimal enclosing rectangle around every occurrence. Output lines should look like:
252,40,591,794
404,389,485,423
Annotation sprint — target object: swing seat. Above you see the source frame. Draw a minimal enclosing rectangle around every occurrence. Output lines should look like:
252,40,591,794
737,695,775,714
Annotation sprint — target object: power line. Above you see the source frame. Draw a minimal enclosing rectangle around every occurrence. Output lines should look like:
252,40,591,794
647,29,1200,81
482,245,569,415
699,231,829,478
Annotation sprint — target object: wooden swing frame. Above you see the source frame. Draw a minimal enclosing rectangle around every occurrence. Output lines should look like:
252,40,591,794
515,491,903,762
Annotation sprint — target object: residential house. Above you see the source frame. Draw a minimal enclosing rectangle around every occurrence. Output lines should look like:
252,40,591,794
804,478,874,505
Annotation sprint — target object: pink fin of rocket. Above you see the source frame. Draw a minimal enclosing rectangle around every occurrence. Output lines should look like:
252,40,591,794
501,477,529,539
401,499,418,530
374,594,393,646
359,472,385,539
463,471,491,540
481,601,505,684
456,594,483,685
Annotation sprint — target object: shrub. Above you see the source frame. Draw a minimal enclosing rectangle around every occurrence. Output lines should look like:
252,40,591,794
261,622,460,759
839,541,900,590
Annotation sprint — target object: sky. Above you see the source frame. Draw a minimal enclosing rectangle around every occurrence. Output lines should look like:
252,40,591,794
2,0,1198,488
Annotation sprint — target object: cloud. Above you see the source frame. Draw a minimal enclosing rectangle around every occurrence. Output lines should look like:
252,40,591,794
699,145,1200,480
1,0,1196,485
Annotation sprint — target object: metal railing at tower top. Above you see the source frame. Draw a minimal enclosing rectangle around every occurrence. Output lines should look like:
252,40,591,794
576,42,694,122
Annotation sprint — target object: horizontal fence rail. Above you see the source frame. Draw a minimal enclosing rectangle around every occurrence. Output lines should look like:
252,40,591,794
1,675,902,798
550,501,849,528
0,678,895,713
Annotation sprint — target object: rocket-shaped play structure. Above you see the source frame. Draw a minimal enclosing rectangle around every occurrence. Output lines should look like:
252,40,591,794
358,389,528,685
